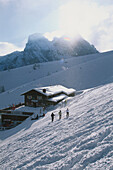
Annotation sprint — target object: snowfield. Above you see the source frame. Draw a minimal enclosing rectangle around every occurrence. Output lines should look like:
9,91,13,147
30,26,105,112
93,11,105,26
0,83,113,169
0,50,113,169
0,51,102,91
0,51,113,109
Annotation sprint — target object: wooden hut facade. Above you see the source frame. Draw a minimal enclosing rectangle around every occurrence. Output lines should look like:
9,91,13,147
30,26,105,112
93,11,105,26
0,110,33,129
21,85,76,107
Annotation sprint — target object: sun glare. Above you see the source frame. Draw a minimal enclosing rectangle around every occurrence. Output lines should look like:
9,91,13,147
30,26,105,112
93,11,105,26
59,0,108,41
44,31,73,42
44,0,108,44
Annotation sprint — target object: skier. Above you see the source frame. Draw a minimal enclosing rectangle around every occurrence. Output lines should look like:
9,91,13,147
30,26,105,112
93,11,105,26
51,112,55,122
58,110,62,120
66,108,69,118
65,100,67,106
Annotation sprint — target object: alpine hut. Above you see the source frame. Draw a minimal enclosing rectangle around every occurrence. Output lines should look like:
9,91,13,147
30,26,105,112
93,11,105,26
21,85,76,107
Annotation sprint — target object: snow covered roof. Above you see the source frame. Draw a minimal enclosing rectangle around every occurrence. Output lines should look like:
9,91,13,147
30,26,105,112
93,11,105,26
22,85,76,97
47,94,67,103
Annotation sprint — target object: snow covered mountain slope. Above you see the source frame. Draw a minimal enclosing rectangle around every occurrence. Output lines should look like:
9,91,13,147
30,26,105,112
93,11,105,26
0,52,104,92
0,82,113,169
0,33,98,71
0,50,113,109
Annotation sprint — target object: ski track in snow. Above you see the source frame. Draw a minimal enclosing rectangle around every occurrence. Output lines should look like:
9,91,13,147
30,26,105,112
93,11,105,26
0,83,113,169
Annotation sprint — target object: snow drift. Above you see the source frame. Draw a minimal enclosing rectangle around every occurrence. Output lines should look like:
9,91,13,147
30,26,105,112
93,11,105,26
0,82,113,169
0,49,113,169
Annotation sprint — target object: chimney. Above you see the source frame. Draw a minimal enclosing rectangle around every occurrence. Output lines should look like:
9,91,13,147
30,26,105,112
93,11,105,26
43,89,46,93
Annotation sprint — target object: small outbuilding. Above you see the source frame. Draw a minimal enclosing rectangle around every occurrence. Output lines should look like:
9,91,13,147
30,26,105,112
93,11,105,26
0,110,33,129
21,85,76,107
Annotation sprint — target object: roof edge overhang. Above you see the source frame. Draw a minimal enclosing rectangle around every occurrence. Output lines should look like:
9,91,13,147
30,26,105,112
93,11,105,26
21,89,46,97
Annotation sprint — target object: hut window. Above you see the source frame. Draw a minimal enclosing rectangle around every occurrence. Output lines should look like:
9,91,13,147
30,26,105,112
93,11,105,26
27,95,32,100
37,96,42,100
26,102,29,106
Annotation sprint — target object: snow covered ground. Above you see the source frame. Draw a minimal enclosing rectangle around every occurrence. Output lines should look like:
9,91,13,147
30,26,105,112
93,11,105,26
0,52,102,91
0,51,113,169
0,51,113,109
0,82,113,169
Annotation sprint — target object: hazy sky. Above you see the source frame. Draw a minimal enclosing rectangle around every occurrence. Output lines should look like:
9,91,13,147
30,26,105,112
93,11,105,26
0,0,113,55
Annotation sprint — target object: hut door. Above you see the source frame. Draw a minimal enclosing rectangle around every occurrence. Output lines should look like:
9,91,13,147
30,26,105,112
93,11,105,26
33,102,36,107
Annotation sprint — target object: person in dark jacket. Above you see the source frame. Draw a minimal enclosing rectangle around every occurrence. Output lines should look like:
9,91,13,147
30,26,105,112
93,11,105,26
66,108,69,118
51,112,55,122
58,110,62,120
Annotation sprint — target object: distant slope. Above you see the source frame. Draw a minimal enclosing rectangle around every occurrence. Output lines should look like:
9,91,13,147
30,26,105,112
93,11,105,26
0,82,113,169
0,52,102,92
0,51,113,109
0,33,98,71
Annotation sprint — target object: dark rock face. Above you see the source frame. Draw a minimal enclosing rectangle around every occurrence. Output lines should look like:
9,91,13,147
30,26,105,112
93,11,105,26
0,33,98,71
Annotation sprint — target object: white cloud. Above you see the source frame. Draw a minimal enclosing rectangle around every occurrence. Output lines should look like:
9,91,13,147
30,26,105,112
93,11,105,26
58,0,113,52
0,42,24,56
0,0,14,5
0,0,113,52
89,5,113,52
44,31,64,41
59,0,108,38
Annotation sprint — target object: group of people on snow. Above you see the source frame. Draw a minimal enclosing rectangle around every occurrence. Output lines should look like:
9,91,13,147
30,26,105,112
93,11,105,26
31,107,69,122
51,108,69,122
